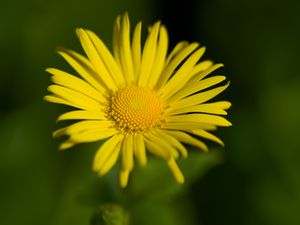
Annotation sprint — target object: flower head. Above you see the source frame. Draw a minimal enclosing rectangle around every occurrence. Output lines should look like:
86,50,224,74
45,12,231,187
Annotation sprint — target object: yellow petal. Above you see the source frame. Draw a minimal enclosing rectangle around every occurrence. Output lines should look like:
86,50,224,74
166,114,232,127
170,82,230,110
157,42,199,89
93,134,124,171
52,127,67,138
57,110,106,121
191,130,224,146
144,135,171,160
162,122,217,131
98,140,122,176
147,25,169,89
70,129,117,143
44,95,85,110
164,130,208,152
210,101,232,110
160,47,206,100
113,15,122,65
138,21,161,87
58,140,76,150
67,120,113,134
165,41,189,66
131,21,142,77
46,68,106,103
47,85,102,111
165,104,227,116
57,48,106,94
154,129,188,158
134,133,147,166
189,60,214,77
120,169,130,188
119,12,135,83
167,157,184,184
188,63,224,85
168,75,226,103
85,30,126,87
54,123,113,139
76,28,117,90
122,134,134,171
57,120,113,136
146,132,179,159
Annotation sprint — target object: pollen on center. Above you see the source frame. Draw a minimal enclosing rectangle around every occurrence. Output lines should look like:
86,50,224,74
106,86,164,132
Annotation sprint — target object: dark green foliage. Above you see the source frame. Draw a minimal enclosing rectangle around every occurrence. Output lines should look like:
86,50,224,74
1,0,300,225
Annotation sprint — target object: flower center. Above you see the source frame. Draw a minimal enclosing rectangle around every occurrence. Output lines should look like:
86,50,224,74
106,86,163,132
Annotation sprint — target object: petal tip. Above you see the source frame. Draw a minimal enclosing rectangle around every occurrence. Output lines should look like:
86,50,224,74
43,95,51,102
58,141,74,150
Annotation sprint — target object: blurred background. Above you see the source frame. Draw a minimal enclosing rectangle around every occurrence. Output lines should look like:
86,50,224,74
1,0,300,224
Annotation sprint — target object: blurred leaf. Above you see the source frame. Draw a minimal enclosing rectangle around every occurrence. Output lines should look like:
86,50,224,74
130,196,198,225
91,203,129,225
128,149,223,201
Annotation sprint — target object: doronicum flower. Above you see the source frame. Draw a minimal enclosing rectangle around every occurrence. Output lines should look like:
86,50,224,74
45,12,231,188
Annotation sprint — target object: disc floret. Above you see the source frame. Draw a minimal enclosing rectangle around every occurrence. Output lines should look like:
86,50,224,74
106,86,164,132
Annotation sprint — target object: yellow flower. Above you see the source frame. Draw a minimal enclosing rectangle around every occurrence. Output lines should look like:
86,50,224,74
45,12,231,188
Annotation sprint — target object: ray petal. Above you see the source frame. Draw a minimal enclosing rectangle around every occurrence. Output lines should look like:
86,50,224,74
113,15,122,65
57,110,106,121
138,21,161,87
154,129,188,158
164,130,208,152
54,120,113,137
85,30,126,86
46,68,106,103
169,82,230,110
98,140,122,176
167,75,226,103
165,105,227,116
93,134,124,171
122,134,134,171
162,122,217,131
120,168,130,188
144,134,171,160
47,85,102,111
156,42,199,89
161,47,206,100
119,13,135,83
131,21,142,78
189,60,214,77
44,95,88,110
76,28,118,90
187,63,224,85
134,133,147,166
58,140,76,150
210,101,232,110
52,127,67,138
167,157,184,183
190,130,224,146
67,120,113,134
147,25,169,89
70,129,117,143
166,114,232,127
57,48,107,94
144,132,179,159
164,41,189,66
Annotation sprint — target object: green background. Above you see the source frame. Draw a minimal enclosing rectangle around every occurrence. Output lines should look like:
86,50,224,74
1,0,300,225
